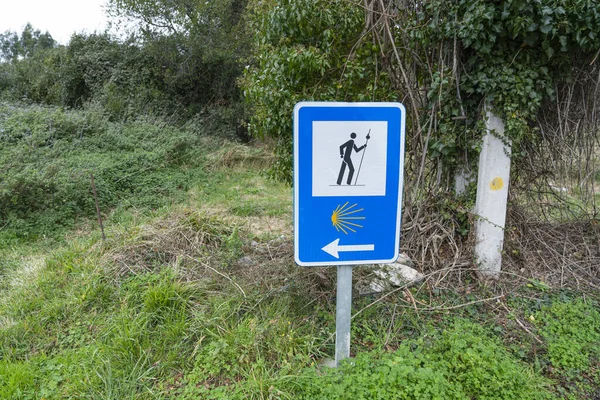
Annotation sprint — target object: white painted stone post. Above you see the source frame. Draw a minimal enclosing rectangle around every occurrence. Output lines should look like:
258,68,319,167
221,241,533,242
474,109,511,277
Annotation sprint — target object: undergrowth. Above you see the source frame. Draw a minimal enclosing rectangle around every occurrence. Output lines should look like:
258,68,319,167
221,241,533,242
299,320,553,400
0,102,211,244
1,104,599,399
3,215,599,399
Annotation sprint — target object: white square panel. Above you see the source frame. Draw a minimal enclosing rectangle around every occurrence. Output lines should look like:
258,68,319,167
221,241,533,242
312,121,387,197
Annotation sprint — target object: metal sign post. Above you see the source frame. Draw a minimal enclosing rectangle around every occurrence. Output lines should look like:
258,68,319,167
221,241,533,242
293,102,406,366
335,265,353,366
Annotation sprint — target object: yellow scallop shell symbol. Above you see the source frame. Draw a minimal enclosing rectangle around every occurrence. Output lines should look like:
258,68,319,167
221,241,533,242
331,202,365,234
490,177,504,191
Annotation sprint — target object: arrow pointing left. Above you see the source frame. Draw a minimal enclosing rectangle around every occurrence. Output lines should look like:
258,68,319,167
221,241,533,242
321,239,375,259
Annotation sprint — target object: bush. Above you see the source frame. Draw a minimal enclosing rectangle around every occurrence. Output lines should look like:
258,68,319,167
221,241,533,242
0,103,204,240
241,0,397,182
0,30,245,119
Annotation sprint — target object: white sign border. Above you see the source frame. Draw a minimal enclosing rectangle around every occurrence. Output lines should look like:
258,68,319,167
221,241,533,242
293,101,406,267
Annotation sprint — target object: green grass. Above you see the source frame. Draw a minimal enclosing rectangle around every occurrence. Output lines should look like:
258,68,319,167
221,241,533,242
3,210,599,399
0,102,209,244
1,103,599,399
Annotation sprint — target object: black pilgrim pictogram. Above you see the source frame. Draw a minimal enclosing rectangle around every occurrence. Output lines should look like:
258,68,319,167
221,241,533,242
336,130,370,185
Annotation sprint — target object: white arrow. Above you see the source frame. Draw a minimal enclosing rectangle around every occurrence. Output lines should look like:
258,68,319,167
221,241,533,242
321,239,375,259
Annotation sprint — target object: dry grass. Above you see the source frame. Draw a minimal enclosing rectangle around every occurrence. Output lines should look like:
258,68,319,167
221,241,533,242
205,141,275,171
8,256,45,289
504,208,600,291
90,133,600,304
94,200,339,304
102,210,234,279
96,192,600,306
242,216,291,238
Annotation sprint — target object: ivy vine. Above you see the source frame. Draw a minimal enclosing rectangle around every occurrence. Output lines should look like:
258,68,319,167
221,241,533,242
242,0,600,181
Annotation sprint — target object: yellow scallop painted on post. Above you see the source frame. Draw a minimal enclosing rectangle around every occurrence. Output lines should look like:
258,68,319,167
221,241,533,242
490,177,504,191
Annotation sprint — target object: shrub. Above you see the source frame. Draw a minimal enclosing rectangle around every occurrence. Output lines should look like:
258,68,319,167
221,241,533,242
0,103,203,240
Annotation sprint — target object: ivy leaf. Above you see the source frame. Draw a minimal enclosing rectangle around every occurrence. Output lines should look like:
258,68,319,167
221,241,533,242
542,41,554,58
524,33,539,46
559,35,568,51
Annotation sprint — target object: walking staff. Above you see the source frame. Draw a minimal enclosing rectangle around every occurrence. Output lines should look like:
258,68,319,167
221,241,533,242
353,130,371,185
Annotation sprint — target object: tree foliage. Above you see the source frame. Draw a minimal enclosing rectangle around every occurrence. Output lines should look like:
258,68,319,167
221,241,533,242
0,23,55,62
0,33,165,112
419,0,600,159
0,0,250,119
107,0,249,104
241,0,397,180
242,0,600,182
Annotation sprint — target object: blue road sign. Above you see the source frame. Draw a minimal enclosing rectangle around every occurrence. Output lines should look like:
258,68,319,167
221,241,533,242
294,102,406,266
